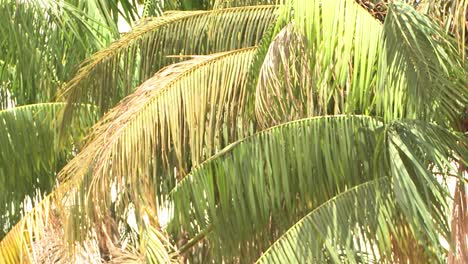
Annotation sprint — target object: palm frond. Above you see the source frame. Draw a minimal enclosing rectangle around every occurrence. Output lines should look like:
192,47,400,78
0,103,96,238
213,0,278,9
0,0,115,108
256,178,394,263
170,115,384,262
1,1,466,263
259,0,466,129
255,23,312,128
52,48,257,250
376,2,468,127
142,0,165,17
413,0,468,59
93,0,142,30
0,194,54,263
255,0,383,128
242,6,291,123
142,0,278,12
141,225,177,263
0,47,255,263
0,192,163,263
58,5,279,121
387,120,467,260
169,116,466,262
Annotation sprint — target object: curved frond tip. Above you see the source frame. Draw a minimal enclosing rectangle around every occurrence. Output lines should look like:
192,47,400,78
256,178,393,263
169,116,465,262
377,2,468,126
170,115,384,261
58,5,279,121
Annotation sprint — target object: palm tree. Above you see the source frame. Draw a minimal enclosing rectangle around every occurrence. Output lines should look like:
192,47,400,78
0,0,466,263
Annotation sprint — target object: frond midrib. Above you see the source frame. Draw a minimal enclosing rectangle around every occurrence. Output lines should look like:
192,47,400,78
170,115,381,194
255,177,389,263
58,5,279,98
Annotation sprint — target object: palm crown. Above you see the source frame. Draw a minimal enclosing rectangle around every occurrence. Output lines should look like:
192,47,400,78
0,0,467,263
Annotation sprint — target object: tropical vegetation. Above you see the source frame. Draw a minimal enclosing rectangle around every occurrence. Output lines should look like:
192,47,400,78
0,0,467,263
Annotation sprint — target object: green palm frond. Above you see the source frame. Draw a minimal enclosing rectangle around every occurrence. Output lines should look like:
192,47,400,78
58,5,279,121
259,0,466,129
94,0,142,29
169,116,465,262
0,0,116,109
256,137,465,263
170,115,384,262
255,0,383,127
377,2,468,127
256,178,394,263
422,0,468,59
387,120,467,259
0,103,96,238
142,0,165,17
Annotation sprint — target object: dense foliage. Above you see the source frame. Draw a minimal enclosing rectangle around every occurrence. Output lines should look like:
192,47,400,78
0,0,466,263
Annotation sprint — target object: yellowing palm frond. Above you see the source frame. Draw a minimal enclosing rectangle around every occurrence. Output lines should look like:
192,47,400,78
19,49,256,261
213,0,278,9
59,46,255,195
59,5,279,121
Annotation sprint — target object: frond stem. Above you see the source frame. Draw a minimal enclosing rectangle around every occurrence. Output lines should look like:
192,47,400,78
175,225,213,256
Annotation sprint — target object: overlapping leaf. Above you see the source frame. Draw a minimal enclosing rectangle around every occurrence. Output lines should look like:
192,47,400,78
0,0,115,109
376,2,468,127
58,5,279,119
0,103,95,238
256,0,383,128
50,48,257,251
258,0,467,129
256,178,394,263
170,115,385,262
170,116,466,262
